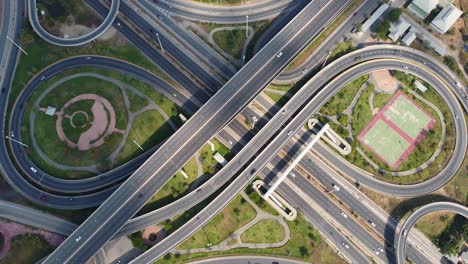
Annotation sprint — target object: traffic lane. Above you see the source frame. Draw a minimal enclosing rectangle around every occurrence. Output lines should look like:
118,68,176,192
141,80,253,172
28,0,119,46
397,202,468,264
43,0,345,262
191,255,309,264
116,0,224,91
276,0,380,83
277,184,370,264
85,0,210,106
154,0,304,24
136,0,237,78
262,159,393,263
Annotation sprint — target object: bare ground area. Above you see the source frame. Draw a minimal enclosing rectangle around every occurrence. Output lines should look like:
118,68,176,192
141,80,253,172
370,70,398,94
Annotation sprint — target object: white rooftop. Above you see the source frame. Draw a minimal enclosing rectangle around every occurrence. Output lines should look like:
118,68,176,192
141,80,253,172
45,106,56,116
430,4,463,34
388,19,410,41
414,80,428,93
401,31,417,46
408,0,438,19
213,152,227,166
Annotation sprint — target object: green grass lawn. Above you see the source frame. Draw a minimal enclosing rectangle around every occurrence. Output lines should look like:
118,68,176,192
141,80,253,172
116,109,175,165
245,185,279,216
139,157,199,215
158,214,346,264
351,83,374,137
212,29,247,59
240,219,285,244
0,234,53,264
126,90,150,113
177,195,257,249
320,74,369,116
329,40,356,64
23,76,127,170
19,67,181,179
373,92,393,109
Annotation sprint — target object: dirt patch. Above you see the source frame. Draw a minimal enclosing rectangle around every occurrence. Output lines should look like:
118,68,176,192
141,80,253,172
0,220,64,259
372,107,380,116
59,24,95,39
370,70,399,94
142,226,166,246
97,27,117,41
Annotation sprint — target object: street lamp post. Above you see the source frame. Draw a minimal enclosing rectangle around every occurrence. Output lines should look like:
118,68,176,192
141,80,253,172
5,136,29,147
246,15,249,38
6,36,28,55
155,33,165,54
322,51,332,68
133,139,144,151
251,115,257,129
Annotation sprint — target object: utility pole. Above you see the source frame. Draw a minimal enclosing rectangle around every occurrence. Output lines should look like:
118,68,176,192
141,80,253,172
155,33,164,54
5,136,29,147
6,36,28,55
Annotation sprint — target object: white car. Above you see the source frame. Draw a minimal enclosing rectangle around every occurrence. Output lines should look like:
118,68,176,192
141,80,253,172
276,52,283,58
30,167,37,173
287,130,293,136
369,220,376,227
403,229,408,236
75,236,82,242
228,140,233,145
341,212,348,218
290,171,296,177
377,246,384,252
341,241,349,249
373,249,380,255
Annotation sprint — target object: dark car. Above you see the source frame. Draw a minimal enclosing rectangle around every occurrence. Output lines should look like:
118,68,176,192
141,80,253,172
40,194,46,201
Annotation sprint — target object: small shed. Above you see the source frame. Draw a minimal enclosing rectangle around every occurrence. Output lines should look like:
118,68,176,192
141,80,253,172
414,80,428,93
45,106,56,116
213,152,227,166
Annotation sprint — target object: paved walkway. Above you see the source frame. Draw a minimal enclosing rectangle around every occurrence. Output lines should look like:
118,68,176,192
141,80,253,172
208,26,254,65
173,191,290,255
30,72,177,173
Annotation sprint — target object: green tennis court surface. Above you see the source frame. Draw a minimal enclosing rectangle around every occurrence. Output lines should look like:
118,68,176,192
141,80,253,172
360,120,409,166
384,94,432,139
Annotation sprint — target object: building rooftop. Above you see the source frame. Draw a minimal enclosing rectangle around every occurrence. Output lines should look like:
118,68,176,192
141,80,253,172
414,80,428,93
401,31,417,46
388,19,410,42
361,4,389,32
408,0,438,19
430,4,463,34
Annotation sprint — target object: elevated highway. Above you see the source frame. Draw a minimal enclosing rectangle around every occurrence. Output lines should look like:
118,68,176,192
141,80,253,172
27,0,120,46
42,0,351,262
397,202,468,264
128,50,466,262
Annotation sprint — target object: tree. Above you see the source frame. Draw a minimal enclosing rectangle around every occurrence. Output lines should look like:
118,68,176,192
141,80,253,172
388,8,402,23
376,21,390,40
